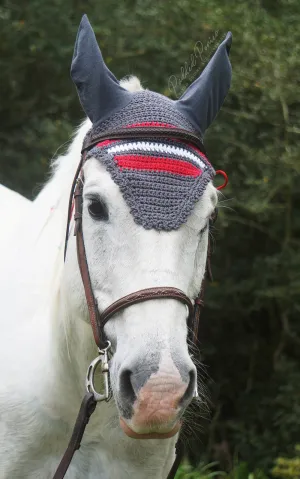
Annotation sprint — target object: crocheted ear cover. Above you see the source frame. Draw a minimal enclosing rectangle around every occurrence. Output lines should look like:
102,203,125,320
86,135,214,230
71,15,232,230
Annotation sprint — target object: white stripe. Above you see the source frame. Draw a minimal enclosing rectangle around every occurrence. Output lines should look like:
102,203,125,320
107,142,206,169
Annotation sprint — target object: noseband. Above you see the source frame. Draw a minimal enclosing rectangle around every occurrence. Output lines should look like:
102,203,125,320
53,127,215,479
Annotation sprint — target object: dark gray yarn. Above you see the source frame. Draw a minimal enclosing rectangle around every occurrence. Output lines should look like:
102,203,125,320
92,91,198,135
71,15,233,231
72,15,232,139
86,137,215,231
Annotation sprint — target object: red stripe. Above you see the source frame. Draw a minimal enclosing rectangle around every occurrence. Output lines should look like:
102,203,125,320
96,139,119,147
115,155,202,177
124,122,177,129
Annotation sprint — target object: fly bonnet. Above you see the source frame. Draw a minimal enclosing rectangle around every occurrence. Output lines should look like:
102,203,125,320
71,15,232,231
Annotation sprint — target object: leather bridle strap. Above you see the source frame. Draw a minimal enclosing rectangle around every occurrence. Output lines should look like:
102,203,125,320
54,127,212,479
73,169,197,350
53,393,97,479
54,222,209,479
81,126,206,154
73,169,104,348
167,441,184,479
69,140,204,349
100,287,194,328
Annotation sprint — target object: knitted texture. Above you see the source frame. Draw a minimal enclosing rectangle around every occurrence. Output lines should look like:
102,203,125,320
90,91,199,136
86,136,215,230
72,16,232,231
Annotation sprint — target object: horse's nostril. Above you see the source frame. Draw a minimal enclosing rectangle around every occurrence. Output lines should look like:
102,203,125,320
119,368,136,407
179,368,196,406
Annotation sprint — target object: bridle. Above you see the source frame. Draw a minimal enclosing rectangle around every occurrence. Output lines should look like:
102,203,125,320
53,126,218,479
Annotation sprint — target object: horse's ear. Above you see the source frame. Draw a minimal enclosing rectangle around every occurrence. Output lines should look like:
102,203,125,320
176,32,232,138
71,15,131,125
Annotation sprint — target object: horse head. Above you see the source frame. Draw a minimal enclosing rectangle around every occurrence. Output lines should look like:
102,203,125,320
63,15,232,440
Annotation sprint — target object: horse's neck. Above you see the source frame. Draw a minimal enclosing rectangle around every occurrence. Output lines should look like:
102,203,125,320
45,287,96,415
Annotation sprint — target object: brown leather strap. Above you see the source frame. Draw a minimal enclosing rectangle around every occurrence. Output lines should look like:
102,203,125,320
191,239,211,343
64,155,84,261
82,126,206,155
72,167,198,349
52,393,183,479
167,440,184,479
100,287,194,327
53,393,97,479
73,174,105,349
64,127,206,260
193,284,205,344
57,127,215,479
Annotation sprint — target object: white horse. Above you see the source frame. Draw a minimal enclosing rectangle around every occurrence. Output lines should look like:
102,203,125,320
0,16,232,479
0,185,31,249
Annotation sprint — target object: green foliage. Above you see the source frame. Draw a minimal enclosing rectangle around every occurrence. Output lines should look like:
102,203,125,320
1,0,300,473
176,462,268,479
272,445,300,479
176,461,225,478
224,463,268,479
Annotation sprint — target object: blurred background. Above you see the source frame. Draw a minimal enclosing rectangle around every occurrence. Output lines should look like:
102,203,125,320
0,1,299,477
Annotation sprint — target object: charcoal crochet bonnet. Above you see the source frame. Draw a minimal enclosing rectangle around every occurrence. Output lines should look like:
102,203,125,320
71,15,232,230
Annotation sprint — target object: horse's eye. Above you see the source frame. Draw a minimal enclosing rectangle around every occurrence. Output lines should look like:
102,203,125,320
88,199,109,221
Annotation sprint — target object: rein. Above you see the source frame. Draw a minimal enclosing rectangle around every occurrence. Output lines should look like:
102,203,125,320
54,127,214,479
